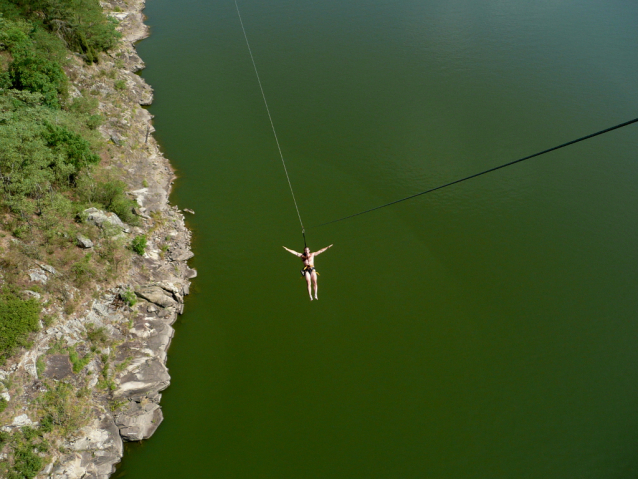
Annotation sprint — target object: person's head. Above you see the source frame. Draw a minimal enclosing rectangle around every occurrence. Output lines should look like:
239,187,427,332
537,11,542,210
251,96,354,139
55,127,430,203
304,247,310,255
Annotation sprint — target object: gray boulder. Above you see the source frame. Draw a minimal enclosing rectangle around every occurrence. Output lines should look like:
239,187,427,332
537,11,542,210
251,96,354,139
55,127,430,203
115,401,163,441
76,234,94,248
114,357,170,399
38,263,58,275
22,290,41,300
28,269,48,284
135,285,177,309
44,354,74,380
170,248,194,261
83,207,130,234
56,415,123,479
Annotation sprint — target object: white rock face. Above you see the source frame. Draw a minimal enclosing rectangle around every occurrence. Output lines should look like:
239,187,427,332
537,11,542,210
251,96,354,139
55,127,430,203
83,207,131,234
39,263,58,275
22,290,41,300
115,401,164,441
25,362,37,378
53,416,123,479
12,414,34,427
28,269,48,283
76,233,94,248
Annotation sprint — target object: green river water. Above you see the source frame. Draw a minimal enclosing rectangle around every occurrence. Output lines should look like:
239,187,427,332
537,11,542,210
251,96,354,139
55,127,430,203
115,1,638,477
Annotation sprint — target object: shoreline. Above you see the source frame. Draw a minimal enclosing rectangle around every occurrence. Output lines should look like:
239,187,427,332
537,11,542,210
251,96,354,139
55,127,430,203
0,0,194,477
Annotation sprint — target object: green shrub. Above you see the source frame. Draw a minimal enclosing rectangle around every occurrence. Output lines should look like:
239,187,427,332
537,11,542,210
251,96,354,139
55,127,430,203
41,314,55,327
8,0,121,63
43,123,100,169
86,325,107,345
70,256,96,287
68,348,91,373
9,443,43,479
0,291,41,363
0,17,32,55
121,289,137,307
20,425,38,441
0,397,7,413
9,54,66,108
131,235,147,256
34,438,49,453
38,381,88,435
36,355,46,377
76,176,138,225
114,79,125,90
69,93,99,114
39,414,54,433
86,113,103,130
0,91,97,208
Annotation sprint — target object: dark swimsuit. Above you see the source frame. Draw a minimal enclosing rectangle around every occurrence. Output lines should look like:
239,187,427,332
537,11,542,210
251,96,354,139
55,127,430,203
301,265,316,277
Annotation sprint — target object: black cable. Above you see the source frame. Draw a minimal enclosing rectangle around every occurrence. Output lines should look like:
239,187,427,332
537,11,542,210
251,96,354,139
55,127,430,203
310,117,638,229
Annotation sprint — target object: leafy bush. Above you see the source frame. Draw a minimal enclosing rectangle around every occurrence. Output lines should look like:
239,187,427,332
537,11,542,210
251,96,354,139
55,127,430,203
9,54,66,108
36,355,46,377
8,443,43,479
8,0,121,63
39,414,54,433
86,113,103,130
0,91,101,217
76,175,139,225
0,291,41,363
0,17,32,55
43,122,100,169
37,381,88,436
69,93,99,114
121,289,137,307
68,348,91,373
131,234,146,256
70,253,96,287
20,426,37,441
0,397,7,413
86,325,107,344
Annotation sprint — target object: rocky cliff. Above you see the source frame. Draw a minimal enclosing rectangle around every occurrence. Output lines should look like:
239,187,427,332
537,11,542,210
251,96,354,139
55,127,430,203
0,0,194,477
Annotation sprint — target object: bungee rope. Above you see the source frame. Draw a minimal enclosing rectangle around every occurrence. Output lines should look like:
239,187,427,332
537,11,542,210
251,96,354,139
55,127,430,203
309,117,638,229
234,0,306,247
233,2,638,238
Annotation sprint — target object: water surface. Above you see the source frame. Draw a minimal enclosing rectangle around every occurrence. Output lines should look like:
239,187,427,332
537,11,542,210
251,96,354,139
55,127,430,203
117,1,638,477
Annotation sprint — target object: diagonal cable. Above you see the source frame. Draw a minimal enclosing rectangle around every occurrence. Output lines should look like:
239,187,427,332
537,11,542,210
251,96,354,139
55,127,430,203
310,117,638,229
234,0,305,236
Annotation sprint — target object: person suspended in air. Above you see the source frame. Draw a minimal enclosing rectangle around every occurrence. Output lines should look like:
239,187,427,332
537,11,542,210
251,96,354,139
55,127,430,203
283,244,333,301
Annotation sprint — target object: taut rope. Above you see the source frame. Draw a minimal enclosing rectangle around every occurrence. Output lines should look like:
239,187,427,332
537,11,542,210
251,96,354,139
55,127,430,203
234,0,306,246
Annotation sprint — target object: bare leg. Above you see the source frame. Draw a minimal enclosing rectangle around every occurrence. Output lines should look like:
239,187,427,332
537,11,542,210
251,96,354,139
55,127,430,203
305,273,313,300
311,272,318,300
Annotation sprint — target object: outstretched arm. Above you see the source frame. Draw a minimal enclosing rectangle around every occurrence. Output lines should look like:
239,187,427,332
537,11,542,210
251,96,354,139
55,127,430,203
313,244,333,256
283,246,302,257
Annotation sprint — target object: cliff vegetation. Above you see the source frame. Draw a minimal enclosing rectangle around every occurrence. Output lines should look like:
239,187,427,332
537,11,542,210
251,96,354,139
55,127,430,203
0,1,133,476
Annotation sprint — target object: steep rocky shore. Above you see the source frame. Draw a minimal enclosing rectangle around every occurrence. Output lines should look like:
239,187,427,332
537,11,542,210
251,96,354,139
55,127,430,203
0,0,194,477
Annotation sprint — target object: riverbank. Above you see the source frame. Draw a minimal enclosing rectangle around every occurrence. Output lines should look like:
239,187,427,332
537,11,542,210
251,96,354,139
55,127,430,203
0,0,194,477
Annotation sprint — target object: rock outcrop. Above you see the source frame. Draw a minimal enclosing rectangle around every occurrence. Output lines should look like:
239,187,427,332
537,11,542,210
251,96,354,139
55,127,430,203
115,401,163,442
50,416,123,479
83,208,131,234
0,0,196,477
76,234,94,249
